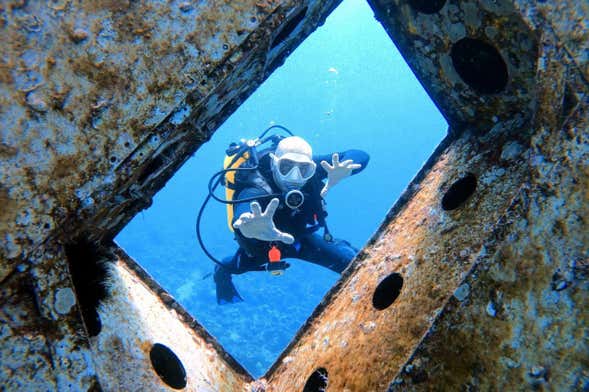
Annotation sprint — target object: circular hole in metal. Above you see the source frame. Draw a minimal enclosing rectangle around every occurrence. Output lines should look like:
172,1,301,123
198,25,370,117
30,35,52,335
450,38,508,94
372,273,403,310
441,173,477,211
303,367,328,392
150,343,187,389
408,0,446,14
270,7,308,49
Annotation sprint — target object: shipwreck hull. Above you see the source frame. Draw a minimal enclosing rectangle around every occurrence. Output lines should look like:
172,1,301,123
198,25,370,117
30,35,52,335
0,0,587,390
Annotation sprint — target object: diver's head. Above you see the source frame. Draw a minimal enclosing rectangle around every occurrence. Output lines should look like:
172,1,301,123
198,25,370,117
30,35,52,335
270,136,316,191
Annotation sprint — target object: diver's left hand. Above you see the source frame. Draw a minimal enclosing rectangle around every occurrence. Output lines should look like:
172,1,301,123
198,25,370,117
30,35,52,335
320,153,362,197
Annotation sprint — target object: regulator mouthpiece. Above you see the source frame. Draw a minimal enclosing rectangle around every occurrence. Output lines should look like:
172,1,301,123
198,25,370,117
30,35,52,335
284,189,304,209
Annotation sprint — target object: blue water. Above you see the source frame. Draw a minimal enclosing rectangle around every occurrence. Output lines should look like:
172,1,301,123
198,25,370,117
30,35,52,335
115,0,446,378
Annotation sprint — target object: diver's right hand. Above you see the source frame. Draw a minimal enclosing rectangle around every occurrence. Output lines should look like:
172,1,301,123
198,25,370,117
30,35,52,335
233,198,295,244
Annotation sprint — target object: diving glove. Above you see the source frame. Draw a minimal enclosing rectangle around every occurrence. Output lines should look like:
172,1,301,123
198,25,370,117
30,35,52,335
233,198,295,244
320,153,362,197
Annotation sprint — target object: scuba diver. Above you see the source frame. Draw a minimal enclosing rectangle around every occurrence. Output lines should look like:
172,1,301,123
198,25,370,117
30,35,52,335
197,125,369,304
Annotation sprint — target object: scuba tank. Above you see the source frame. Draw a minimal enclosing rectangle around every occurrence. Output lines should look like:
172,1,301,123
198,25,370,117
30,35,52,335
223,139,256,232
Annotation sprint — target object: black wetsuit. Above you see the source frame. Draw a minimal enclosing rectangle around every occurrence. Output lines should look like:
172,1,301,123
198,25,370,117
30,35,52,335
214,149,369,304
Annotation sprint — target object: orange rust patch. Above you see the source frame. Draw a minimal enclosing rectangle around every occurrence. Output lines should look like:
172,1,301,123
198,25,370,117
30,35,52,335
46,56,56,69
0,186,18,226
0,143,18,158
139,339,152,354
48,88,70,111
70,54,129,91
0,58,14,84
114,12,155,40
83,0,131,13
52,155,79,179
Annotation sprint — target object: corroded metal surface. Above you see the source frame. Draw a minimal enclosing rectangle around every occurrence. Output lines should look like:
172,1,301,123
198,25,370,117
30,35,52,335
2,0,265,264
0,0,339,278
1,0,587,390
1,244,100,390
389,105,588,390
513,0,588,80
389,49,588,389
92,246,251,391
367,0,539,133
0,270,58,391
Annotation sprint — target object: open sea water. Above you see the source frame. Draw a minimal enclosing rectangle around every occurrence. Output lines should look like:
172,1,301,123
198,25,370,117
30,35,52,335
116,0,447,378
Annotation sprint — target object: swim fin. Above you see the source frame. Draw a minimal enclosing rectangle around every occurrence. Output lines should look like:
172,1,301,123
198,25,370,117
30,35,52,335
214,266,243,305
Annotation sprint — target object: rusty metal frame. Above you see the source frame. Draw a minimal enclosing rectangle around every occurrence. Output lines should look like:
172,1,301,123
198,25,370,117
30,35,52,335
1,0,587,390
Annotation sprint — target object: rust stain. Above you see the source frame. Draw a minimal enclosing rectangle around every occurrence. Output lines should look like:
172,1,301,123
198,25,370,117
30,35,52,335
51,155,79,179
69,55,129,91
82,0,131,14
0,143,18,158
0,58,14,84
0,186,18,232
114,11,155,40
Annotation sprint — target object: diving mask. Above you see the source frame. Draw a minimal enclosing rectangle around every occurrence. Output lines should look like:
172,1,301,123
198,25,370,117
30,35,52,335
276,157,316,180
270,153,316,190
270,136,317,190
